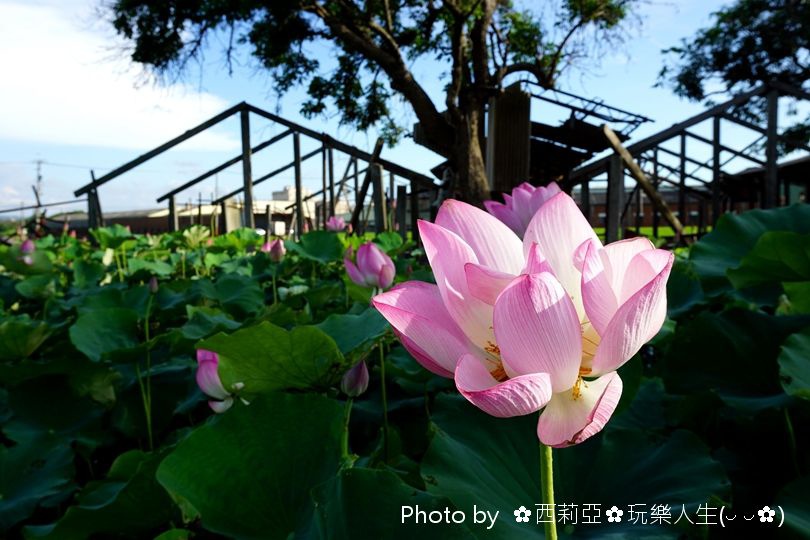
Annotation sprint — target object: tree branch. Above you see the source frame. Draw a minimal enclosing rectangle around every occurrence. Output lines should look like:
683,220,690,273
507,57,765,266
470,0,495,87
305,1,453,154
382,0,395,34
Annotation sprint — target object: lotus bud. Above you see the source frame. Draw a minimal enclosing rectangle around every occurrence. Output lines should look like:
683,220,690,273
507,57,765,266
326,215,346,232
262,238,286,262
340,361,369,397
344,242,395,289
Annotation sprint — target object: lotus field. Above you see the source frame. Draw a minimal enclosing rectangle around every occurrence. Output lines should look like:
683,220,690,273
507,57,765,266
1,185,809,539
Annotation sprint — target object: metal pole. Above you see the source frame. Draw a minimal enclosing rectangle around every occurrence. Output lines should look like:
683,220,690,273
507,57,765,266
321,144,328,226
712,116,722,224
410,181,420,246
294,133,304,239
240,108,255,228
606,155,624,243
372,165,387,233
765,89,779,208
396,185,407,240
581,180,590,225
652,149,660,238
169,196,179,232
328,147,335,218
679,132,687,226
353,159,360,210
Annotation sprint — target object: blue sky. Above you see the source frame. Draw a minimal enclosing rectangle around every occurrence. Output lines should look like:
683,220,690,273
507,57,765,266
0,0,761,215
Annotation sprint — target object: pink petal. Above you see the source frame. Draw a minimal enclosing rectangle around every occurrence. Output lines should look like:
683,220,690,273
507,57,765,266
377,264,395,289
619,248,672,305
523,242,554,275
196,360,230,400
465,263,515,305
344,259,366,287
395,332,457,377
493,273,582,392
357,243,386,275
196,349,218,364
418,220,495,348
581,239,618,336
511,186,536,227
590,251,674,375
372,281,476,376
209,397,234,414
537,372,623,448
455,354,552,417
602,237,655,303
484,200,524,237
529,183,561,212
523,192,600,318
435,200,524,274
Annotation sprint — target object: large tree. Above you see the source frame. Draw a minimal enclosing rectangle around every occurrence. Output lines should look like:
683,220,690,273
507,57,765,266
658,0,810,154
109,0,637,203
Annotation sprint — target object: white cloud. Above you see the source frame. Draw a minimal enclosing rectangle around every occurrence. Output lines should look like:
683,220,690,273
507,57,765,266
0,1,239,151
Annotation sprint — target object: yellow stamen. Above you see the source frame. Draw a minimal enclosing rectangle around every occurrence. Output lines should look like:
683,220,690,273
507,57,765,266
572,376,584,400
490,362,508,382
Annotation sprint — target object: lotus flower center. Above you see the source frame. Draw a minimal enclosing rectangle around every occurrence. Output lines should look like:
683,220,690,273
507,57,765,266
572,376,585,400
484,341,508,382
580,321,600,374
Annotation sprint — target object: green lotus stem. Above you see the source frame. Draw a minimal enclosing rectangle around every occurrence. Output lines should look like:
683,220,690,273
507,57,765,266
272,274,278,304
341,397,354,462
784,407,801,476
379,342,389,461
134,361,153,451
540,443,557,540
113,249,125,283
137,293,155,451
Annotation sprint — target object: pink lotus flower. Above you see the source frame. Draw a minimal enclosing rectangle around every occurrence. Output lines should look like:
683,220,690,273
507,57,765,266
19,239,35,265
196,349,237,413
484,182,561,238
326,215,346,232
345,242,395,290
262,238,286,262
372,193,673,447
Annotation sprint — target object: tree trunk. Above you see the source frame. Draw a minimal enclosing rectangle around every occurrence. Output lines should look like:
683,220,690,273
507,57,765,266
450,106,490,206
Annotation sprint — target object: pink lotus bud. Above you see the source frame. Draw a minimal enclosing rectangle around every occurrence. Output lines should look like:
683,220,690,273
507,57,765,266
69,230,77,239
196,350,233,413
346,223,354,235
326,215,346,232
344,241,395,289
303,221,311,233
340,361,369,397
262,238,286,262
19,239,35,265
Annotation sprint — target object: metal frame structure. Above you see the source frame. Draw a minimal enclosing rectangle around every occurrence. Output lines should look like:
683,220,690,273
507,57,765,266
562,81,810,242
73,102,439,241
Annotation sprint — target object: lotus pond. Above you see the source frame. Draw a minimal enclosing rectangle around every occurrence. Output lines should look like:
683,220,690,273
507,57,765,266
1,196,809,539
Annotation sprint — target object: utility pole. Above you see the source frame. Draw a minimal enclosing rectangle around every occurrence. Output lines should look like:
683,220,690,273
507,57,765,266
32,160,43,222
